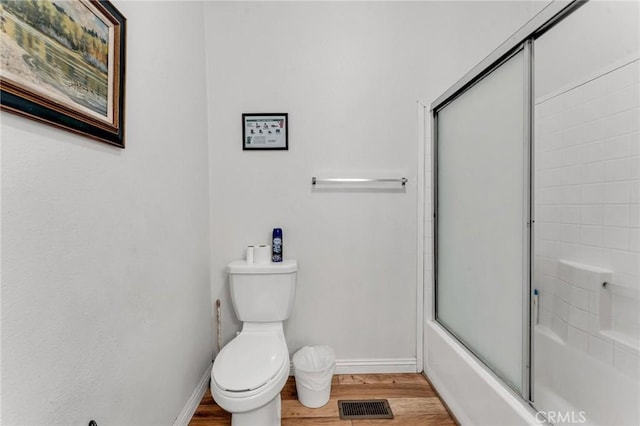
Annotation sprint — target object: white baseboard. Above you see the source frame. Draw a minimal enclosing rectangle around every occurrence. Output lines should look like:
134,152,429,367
288,357,417,376
173,362,212,426
174,357,416,424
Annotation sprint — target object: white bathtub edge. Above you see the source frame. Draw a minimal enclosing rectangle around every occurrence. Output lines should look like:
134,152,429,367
425,321,541,426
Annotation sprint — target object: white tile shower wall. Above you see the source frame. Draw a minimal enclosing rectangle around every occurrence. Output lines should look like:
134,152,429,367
535,59,640,379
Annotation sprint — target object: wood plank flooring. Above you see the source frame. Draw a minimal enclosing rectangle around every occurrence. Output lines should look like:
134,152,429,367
189,373,456,426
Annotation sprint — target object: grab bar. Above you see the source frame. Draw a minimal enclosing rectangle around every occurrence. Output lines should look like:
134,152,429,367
311,177,408,186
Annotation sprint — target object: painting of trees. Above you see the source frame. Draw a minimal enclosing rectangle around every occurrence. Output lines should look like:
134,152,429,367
1,0,108,72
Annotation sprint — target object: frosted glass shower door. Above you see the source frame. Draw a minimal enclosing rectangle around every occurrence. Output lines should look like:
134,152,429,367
435,49,528,393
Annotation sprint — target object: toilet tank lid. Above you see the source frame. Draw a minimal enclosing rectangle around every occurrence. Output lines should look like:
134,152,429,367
227,259,297,274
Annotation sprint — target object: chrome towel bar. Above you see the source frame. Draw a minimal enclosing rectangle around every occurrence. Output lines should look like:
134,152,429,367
311,177,408,186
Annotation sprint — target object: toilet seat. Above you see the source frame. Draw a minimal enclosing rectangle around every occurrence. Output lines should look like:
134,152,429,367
213,330,288,393
211,327,290,415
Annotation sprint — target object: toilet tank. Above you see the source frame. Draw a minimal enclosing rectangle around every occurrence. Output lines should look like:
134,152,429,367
227,259,297,322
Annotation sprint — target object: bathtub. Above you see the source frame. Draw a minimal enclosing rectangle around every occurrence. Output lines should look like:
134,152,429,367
533,326,639,426
425,321,639,425
425,321,537,425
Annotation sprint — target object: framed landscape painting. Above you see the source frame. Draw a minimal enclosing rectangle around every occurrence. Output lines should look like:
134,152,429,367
0,0,126,147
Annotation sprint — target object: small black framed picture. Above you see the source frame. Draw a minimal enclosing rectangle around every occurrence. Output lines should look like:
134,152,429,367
243,113,288,150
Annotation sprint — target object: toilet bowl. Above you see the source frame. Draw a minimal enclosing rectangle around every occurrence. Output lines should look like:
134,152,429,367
211,323,289,425
211,260,297,426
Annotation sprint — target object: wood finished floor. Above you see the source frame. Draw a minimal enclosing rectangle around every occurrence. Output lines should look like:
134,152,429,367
189,373,456,426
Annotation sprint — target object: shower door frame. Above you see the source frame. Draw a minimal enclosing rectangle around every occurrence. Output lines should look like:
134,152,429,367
430,0,588,404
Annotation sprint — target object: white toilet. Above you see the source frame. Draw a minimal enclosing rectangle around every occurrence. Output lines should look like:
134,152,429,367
211,259,297,426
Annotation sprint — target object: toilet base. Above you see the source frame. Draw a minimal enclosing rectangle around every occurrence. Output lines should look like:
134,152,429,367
231,393,281,426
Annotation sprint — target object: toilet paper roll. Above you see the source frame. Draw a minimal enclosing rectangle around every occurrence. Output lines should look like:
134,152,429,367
246,246,254,263
253,244,271,264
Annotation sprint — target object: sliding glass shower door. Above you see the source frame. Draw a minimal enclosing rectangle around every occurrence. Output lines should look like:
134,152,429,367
435,47,530,394
433,2,639,422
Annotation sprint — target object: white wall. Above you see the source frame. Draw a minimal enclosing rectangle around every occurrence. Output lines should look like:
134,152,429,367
205,1,545,369
0,1,565,424
0,2,212,425
535,0,640,99
204,1,420,366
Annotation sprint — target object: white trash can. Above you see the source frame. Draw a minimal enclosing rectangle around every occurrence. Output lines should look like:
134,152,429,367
292,345,336,408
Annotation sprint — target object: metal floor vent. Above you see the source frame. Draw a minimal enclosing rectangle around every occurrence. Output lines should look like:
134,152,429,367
338,399,394,420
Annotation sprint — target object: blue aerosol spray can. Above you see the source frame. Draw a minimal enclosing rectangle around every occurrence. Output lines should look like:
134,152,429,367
272,228,283,262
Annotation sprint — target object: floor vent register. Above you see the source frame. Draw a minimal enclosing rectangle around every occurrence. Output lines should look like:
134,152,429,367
338,399,394,420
